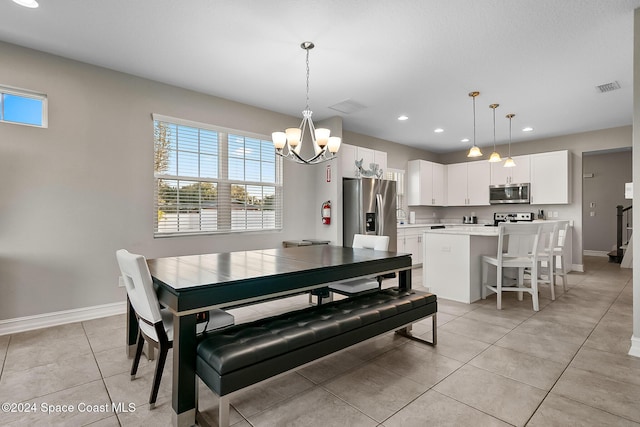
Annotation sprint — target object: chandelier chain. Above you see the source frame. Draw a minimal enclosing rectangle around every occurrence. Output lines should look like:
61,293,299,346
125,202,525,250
305,47,310,111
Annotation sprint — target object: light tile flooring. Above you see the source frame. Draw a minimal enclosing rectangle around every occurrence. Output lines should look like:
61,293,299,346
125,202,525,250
0,256,638,426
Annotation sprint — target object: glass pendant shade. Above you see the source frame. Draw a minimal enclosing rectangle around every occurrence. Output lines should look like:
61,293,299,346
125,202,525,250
488,151,502,162
504,157,516,167
467,145,482,157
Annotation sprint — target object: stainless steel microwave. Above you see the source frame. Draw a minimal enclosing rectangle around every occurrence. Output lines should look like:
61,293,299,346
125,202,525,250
489,183,530,204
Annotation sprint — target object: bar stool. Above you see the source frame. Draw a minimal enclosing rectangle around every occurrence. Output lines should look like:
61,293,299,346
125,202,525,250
482,223,543,311
552,220,571,293
534,221,560,300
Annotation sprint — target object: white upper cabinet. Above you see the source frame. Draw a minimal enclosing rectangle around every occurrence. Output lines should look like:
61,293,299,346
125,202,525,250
407,160,446,206
446,163,468,206
490,155,531,185
446,161,490,206
340,143,387,178
530,150,570,205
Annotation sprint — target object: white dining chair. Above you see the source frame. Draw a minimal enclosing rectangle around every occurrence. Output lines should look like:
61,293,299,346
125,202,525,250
482,223,543,311
328,234,390,297
116,249,234,408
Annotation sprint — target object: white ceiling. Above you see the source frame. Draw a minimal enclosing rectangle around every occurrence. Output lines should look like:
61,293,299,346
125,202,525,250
1,0,639,153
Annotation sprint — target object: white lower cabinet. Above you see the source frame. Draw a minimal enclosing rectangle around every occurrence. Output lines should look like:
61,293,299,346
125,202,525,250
423,232,498,303
397,227,427,265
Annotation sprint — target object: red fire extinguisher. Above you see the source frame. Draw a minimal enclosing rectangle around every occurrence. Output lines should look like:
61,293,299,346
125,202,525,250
321,200,331,225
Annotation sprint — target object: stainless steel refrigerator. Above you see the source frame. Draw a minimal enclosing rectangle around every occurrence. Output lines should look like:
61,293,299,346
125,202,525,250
343,178,397,251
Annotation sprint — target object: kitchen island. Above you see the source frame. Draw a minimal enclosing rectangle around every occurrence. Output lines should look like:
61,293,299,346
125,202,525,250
422,226,499,303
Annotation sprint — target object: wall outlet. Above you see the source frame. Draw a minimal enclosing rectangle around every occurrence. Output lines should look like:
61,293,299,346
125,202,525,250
118,276,125,287
590,211,595,217
553,211,558,218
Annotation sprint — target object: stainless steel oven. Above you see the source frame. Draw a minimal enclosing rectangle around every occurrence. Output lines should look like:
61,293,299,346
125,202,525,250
489,183,530,204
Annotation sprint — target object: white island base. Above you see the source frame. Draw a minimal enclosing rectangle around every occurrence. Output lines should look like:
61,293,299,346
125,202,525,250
423,229,499,303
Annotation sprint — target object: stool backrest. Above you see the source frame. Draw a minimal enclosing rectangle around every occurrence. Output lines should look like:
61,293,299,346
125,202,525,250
556,220,570,248
500,223,542,259
116,249,163,342
540,221,560,253
352,234,390,251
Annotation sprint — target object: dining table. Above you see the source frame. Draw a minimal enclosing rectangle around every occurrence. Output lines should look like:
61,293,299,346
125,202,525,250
126,244,413,427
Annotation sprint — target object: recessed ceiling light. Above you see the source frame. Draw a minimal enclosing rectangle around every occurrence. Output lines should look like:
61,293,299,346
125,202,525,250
522,127,534,132
12,0,39,8
397,115,409,121
461,138,470,143
434,128,444,133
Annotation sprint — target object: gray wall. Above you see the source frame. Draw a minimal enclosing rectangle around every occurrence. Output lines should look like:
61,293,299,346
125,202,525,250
0,41,438,321
0,40,632,321
582,150,633,252
0,41,318,320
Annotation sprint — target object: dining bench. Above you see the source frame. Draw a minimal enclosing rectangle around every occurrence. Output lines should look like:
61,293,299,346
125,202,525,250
195,287,437,427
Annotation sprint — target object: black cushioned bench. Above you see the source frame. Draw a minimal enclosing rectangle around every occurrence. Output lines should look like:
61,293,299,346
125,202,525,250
196,288,437,427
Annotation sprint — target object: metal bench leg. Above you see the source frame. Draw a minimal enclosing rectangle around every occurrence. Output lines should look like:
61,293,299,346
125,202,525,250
219,395,230,427
396,313,437,346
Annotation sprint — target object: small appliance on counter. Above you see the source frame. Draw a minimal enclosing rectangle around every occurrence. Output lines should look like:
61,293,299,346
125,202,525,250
492,212,535,226
462,215,478,224
409,211,416,224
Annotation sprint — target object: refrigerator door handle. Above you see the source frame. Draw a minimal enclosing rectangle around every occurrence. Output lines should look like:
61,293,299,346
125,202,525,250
376,193,384,236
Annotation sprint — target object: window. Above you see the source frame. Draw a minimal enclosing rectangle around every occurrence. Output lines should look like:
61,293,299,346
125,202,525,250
0,85,47,127
153,114,283,236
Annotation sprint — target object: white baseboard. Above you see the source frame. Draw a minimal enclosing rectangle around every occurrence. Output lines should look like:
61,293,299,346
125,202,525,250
0,301,127,336
629,335,640,358
583,250,609,257
571,264,584,273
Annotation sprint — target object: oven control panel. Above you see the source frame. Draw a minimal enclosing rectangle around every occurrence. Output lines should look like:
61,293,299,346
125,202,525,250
494,212,534,222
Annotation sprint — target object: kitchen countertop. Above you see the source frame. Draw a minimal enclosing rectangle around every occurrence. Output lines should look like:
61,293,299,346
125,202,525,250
397,223,492,229
423,226,499,236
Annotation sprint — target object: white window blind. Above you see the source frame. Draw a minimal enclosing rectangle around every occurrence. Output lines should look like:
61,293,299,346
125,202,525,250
153,114,283,237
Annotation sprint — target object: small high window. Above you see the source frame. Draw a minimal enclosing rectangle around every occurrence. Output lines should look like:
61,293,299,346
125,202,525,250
0,85,48,128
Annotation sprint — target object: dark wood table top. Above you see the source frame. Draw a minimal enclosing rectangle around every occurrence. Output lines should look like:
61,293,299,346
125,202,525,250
148,245,411,313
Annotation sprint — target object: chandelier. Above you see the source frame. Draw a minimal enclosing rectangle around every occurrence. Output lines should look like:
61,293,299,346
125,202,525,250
271,42,341,165
467,91,482,157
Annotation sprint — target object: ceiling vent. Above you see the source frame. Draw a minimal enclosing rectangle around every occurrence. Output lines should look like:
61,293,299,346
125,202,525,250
596,81,621,93
329,99,367,114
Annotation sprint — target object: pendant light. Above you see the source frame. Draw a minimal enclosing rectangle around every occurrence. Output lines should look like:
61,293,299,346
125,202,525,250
504,113,516,168
488,103,502,162
467,91,482,157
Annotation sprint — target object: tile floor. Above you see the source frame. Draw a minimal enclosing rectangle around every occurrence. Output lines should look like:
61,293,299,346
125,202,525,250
0,256,638,426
